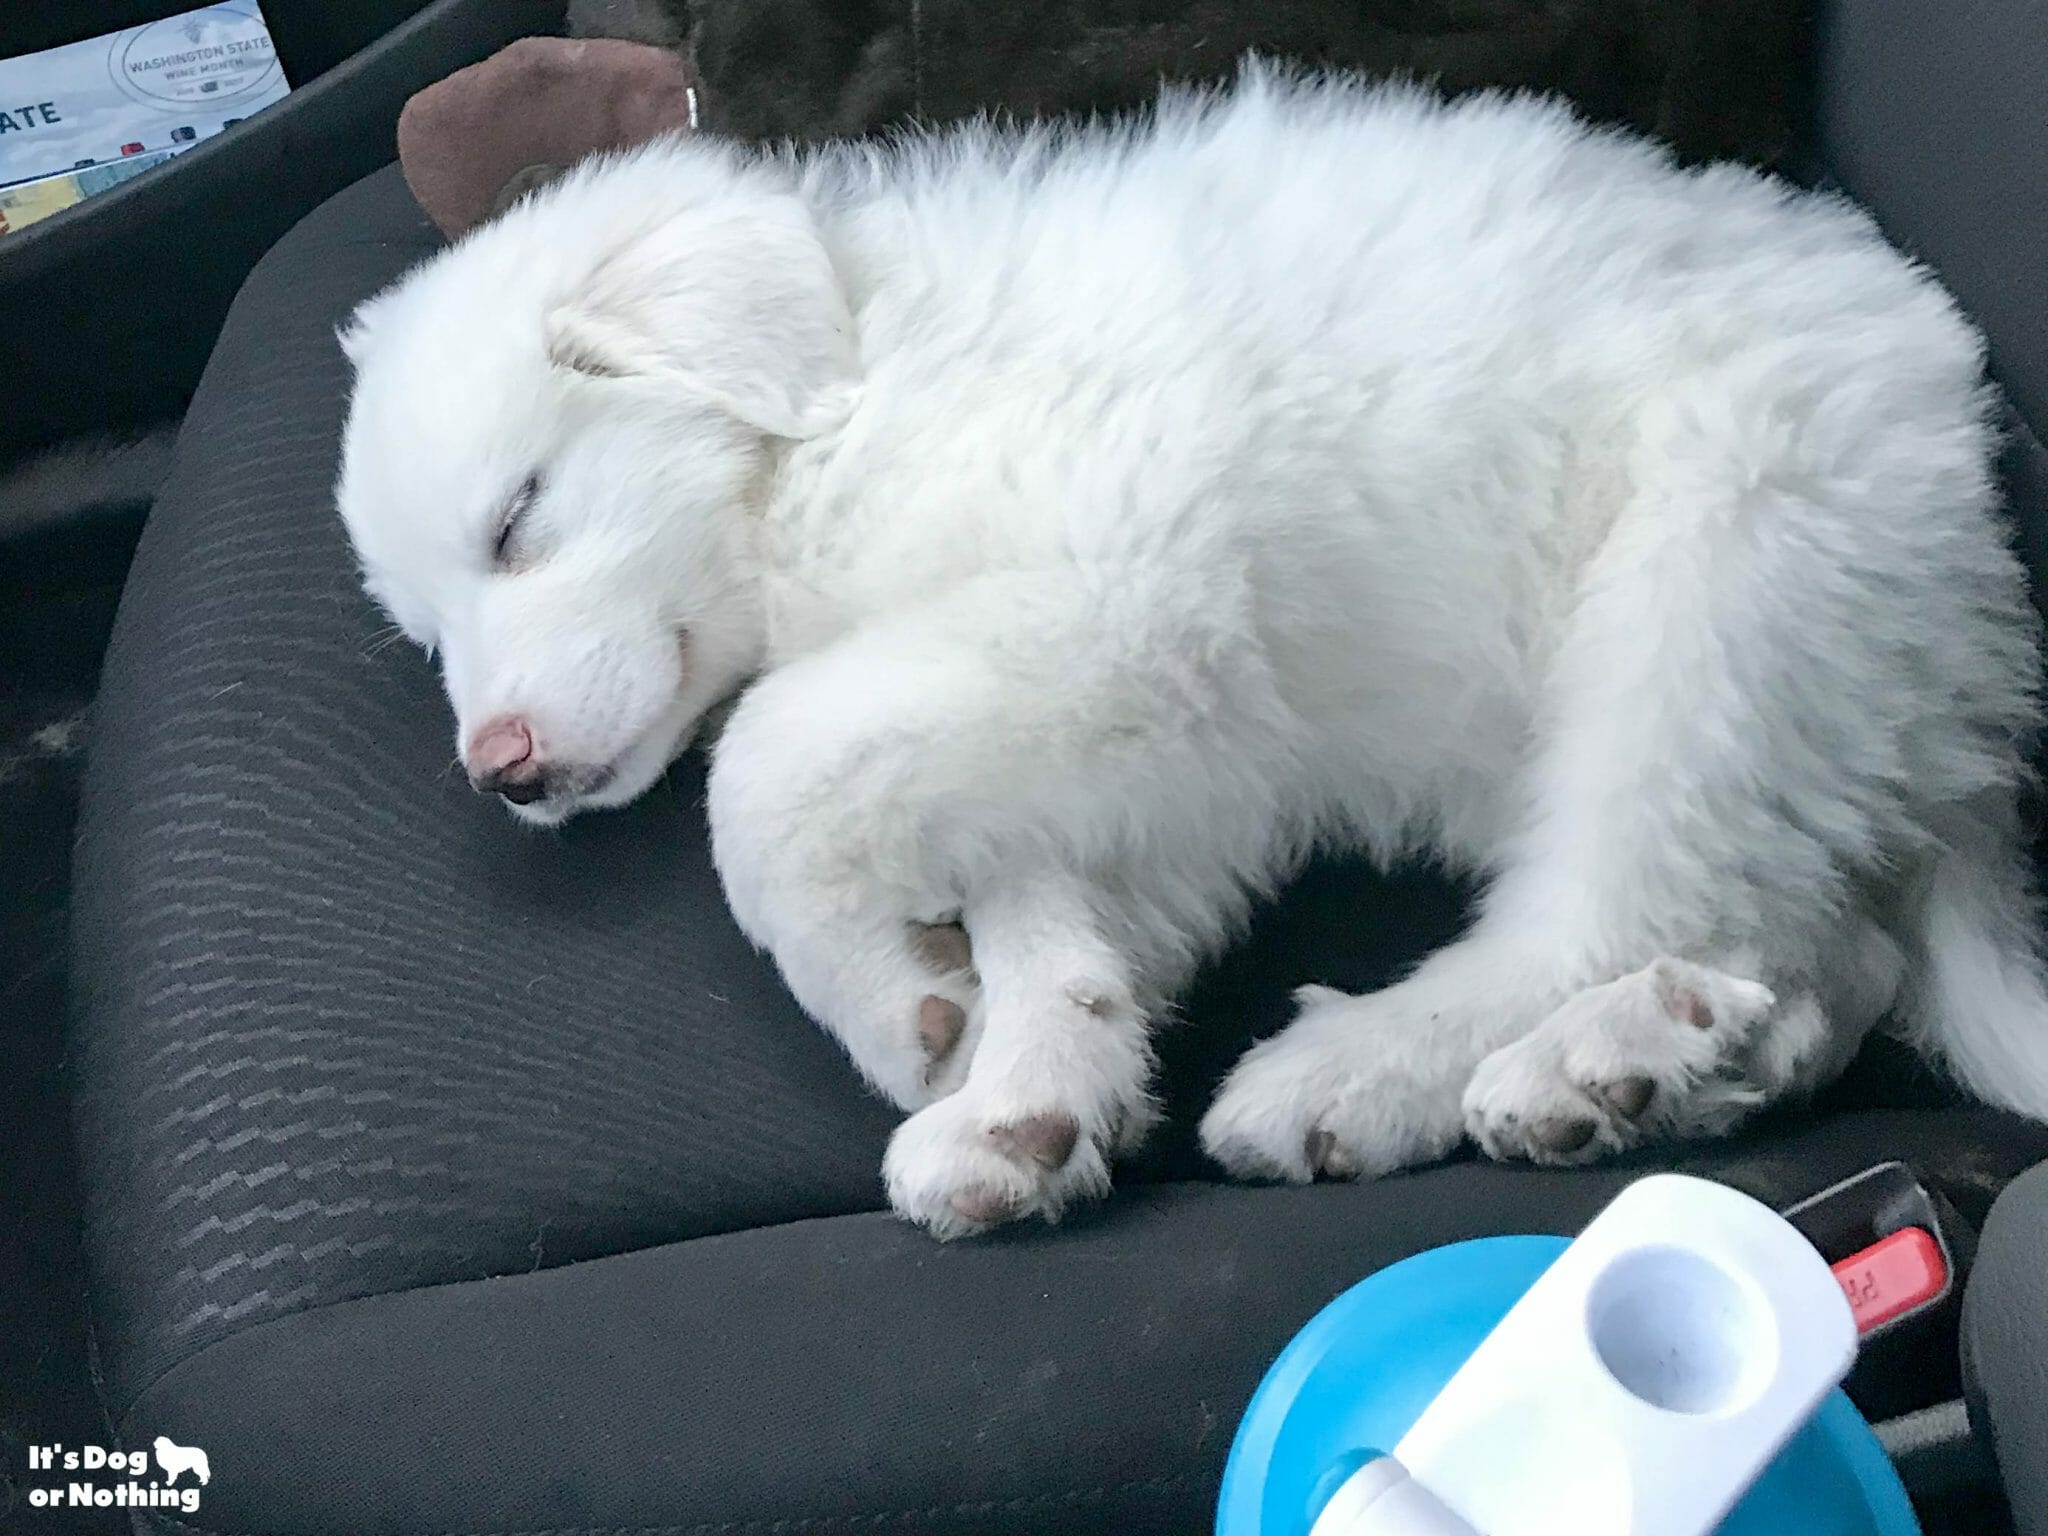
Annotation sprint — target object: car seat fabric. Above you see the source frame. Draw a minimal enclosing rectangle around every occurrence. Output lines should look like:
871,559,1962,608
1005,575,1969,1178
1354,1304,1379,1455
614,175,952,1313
69,0,2048,1517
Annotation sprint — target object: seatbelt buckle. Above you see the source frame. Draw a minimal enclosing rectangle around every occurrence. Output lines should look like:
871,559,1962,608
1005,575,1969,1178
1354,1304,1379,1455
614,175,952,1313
1830,1225,1949,1336
1780,1161,1976,1418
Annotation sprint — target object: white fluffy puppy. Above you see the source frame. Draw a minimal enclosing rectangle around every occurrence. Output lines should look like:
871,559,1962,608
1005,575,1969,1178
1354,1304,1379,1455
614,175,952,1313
336,64,2048,1238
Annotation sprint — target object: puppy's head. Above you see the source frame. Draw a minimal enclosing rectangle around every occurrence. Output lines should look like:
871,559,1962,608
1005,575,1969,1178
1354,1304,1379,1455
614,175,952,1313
335,141,856,824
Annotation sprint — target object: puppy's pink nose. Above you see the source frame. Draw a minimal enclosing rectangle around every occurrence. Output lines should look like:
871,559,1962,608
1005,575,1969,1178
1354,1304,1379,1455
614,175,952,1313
466,716,536,791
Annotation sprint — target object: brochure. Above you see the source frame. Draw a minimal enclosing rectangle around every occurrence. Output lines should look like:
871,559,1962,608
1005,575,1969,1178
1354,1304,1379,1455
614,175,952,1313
0,3,289,235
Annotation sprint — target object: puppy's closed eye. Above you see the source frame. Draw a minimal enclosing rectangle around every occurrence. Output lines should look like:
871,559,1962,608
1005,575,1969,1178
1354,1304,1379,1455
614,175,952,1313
492,474,541,569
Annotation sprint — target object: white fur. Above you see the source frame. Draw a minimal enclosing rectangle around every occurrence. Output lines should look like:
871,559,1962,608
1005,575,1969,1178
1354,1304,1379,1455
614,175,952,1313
336,64,2048,1237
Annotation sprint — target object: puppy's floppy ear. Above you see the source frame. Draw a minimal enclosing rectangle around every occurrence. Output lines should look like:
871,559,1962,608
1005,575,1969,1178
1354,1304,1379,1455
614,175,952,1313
542,193,857,440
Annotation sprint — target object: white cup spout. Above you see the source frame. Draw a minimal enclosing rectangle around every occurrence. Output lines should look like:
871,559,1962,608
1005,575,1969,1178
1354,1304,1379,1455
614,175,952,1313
1308,1174,1857,1536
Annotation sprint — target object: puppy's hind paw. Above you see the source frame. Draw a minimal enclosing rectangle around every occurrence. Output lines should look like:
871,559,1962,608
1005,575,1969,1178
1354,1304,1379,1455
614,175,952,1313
1199,984,1468,1183
1463,958,1779,1165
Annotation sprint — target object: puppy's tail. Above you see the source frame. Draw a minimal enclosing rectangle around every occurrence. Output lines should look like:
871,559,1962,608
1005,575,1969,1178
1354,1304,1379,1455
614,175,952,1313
1899,797,2048,1119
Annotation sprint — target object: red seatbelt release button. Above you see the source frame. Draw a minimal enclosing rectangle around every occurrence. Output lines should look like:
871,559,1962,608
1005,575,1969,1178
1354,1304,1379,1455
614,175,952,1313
1830,1226,1948,1335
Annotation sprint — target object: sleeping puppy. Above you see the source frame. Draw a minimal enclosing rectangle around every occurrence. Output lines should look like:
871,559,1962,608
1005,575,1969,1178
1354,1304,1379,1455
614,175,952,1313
335,63,2048,1237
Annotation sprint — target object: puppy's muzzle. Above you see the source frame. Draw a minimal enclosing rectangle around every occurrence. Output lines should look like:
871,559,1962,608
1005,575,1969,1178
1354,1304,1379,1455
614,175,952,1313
464,715,614,807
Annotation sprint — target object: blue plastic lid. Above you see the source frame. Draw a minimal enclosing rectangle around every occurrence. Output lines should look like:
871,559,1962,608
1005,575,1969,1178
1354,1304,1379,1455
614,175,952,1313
1217,1235,1920,1536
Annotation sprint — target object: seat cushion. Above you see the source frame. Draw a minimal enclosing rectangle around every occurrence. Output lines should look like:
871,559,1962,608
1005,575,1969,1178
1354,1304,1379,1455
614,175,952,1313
73,174,902,1415
71,161,2048,1534
109,1118,2034,1536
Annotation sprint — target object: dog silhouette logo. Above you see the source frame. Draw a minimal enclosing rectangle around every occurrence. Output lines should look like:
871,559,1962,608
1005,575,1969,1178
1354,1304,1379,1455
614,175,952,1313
153,1437,210,1487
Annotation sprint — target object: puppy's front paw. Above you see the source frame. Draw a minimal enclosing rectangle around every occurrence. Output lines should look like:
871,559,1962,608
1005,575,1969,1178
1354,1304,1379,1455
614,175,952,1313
883,1089,1114,1240
1199,985,1467,1183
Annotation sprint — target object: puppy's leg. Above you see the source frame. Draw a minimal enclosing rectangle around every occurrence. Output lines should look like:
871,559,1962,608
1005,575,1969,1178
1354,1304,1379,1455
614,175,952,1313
884,867,1158,1237
711,569,1286,1118
1467,918,1904,1163
709,695,986,1109
1206,379,1934,1181
1200,933,1592,1180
